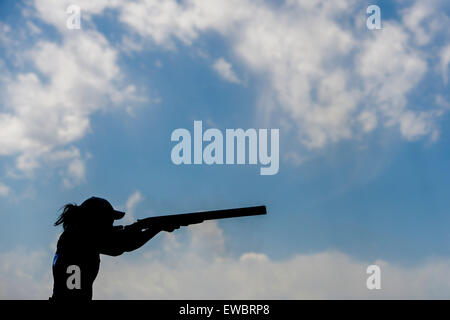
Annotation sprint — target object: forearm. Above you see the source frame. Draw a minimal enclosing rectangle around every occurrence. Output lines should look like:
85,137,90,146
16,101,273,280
100,221,180,256
123,227,160,252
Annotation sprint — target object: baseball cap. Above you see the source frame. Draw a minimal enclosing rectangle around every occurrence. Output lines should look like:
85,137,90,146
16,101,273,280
80,197,125,220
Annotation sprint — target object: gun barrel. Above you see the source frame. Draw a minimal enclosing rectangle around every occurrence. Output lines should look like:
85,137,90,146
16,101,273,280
136,205,266,227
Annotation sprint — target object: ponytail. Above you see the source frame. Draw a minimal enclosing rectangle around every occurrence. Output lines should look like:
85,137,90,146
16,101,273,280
54,203,81,230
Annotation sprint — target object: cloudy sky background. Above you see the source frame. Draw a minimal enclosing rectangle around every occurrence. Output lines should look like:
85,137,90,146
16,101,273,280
0,0,450,298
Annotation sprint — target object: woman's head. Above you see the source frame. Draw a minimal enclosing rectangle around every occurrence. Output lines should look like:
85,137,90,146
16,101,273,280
55,197,125,231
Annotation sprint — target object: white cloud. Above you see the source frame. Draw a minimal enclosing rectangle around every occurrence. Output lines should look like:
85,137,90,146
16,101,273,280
26,21,42,35
0,182,10,196
32,0,123,34
398,110,440,142
356,21,439,142
4,222,450,299
402,2,436,46
0,0,445,188
441,45,450,83
2,0,445,184
115,0,240,48
358,111,378,133
76,223,450,299
0,22,11,46
123,190,144,223
212,58,242,84
401,0,449,46
45,147,86,188
64,155,86,188
0,248,52,299
0,2,141,186
107,0,449,148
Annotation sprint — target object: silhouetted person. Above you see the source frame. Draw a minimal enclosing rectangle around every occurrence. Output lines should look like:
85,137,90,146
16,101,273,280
50,196,180,300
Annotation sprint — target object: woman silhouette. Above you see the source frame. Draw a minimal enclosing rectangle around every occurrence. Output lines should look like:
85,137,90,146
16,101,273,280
51,196,179,300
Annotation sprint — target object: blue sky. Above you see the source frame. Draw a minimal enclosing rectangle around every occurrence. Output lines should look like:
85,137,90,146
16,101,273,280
0,0,450,298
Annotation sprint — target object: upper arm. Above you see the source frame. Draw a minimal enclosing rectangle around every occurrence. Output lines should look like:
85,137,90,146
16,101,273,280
97,228,128,256
97,225,159,256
